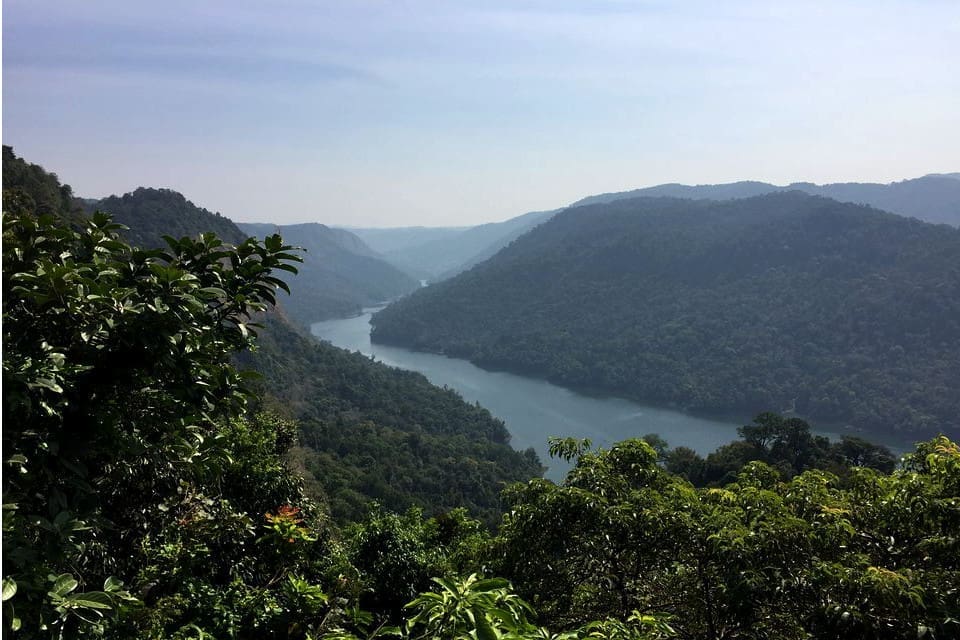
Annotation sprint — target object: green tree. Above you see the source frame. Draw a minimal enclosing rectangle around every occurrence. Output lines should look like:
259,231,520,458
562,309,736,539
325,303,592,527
2,207,302,635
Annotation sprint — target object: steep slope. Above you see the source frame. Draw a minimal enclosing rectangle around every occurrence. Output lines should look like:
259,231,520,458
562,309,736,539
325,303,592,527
243,314,543,524
372,192,960,439
3,151,542,525
574,175,960,226
2,145,86,223
89,187,248,247
239,222,420,325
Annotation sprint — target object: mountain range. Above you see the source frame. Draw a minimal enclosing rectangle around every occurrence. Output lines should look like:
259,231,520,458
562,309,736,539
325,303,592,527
371,192,960,441
348,174,960,283
238,222,419,325
76,184,420,327
574,174,960,226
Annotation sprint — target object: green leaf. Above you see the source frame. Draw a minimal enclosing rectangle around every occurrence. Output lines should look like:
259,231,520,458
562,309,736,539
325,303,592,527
103,577,123,592
51,574,78,597
64,591,114,610
475,614,500,640
2,578,17,601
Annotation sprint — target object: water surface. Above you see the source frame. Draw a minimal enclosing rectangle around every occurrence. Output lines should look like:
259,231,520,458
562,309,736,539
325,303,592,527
313,309,776,479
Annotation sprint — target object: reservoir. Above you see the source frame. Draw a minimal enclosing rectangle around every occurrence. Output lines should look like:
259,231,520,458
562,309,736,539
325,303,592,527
311,309,890,479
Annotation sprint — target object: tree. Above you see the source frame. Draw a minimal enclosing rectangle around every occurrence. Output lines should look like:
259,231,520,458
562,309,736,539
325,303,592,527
2,207,303,635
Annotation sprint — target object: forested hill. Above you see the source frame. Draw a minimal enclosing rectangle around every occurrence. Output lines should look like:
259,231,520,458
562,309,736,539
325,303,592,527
88,187,248,247
2,149,543,525
239,222,419,325
2,145,86,223
372,192,960,440
573,174,960,226
243,313,543,523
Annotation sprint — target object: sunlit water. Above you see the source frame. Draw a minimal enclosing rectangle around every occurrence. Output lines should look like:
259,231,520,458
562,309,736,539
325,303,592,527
311,309,902,479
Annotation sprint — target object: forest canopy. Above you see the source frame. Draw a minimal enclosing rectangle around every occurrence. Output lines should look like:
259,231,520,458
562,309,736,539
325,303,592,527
372,193,960,440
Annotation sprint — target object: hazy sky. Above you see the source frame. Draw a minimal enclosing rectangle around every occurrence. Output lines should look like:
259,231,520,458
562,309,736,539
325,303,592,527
4,1,959,226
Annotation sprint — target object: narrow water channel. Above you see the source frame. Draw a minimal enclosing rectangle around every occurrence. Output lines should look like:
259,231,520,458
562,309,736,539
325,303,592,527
313,308,847,479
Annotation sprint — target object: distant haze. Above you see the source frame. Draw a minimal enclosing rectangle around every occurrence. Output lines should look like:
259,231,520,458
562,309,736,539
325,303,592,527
4,0,959,226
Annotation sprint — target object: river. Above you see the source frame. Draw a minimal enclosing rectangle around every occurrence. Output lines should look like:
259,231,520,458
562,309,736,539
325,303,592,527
311,309,879,479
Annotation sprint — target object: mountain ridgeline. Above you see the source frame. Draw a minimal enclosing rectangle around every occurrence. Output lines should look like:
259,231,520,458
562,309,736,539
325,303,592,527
86,187,248,248
2,148,542,526
6,147,960,639
80,187,419,325
345,209,559,281
239,222,419,325
574,174,960,226
372,192,960,440
343,174,960,287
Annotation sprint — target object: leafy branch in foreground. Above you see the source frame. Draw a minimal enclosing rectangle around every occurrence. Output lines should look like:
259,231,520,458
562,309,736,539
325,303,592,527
2,206,301,636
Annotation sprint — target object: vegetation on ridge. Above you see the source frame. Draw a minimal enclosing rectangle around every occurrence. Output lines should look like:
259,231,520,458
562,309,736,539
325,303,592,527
4,151,958,639
372,193,960,439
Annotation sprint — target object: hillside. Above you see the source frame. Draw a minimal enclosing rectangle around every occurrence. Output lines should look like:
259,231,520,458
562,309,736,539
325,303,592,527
2,145,86,223
345,173,959,285
240,222,419,324
574,174,960,226
3,151,542,525
6,150,958,640
88,187,248,247
243,314,542,524
372,192,960,439
345,209,558,281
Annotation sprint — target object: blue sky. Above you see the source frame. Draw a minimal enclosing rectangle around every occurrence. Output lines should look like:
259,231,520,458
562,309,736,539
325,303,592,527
4,0,958,226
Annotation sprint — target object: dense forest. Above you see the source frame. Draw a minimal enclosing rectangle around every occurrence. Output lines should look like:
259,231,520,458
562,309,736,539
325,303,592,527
77,183,419,326
4,151,959,639
86,187,248,248
242,313,543,525
372,193,960,440
240,222,419,325
2,149,541,526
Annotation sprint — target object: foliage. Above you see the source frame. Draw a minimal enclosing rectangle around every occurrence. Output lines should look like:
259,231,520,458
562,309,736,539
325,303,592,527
246,314,544,526
665,412,898,486
2,146,84,224
372,192,960,439
5,149,957,640
1,204,305,636
490,434,960,639
85,187,248,249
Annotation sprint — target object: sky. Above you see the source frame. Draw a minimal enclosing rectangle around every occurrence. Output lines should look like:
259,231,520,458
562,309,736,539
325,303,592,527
3,0,959,227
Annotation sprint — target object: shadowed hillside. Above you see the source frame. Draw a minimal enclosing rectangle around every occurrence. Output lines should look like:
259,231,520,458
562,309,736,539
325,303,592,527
372,192,960,440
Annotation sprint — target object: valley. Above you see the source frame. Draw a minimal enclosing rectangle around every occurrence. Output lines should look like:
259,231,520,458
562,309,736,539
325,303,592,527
313,309,915,480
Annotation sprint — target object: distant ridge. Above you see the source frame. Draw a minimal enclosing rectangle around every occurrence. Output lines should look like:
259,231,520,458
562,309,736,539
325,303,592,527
239,221,419,325
573,174,960,226
345,173,960,283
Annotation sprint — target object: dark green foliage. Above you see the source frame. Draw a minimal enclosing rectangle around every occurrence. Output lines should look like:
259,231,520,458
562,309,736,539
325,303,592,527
372,193,960,439
5,151,956,640
240,222,419,325
665,412,898,485
492,435,960,639
87,187,248,249
1,205,313,636
2,145,85,224
245,314,545,525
